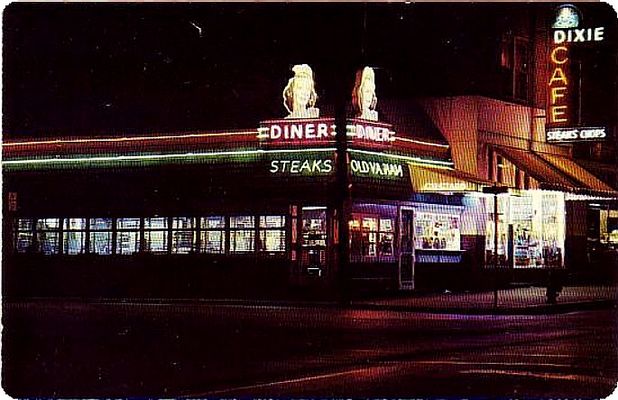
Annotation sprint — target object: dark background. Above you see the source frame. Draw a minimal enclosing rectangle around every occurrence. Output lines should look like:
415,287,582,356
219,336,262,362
3,3,617,138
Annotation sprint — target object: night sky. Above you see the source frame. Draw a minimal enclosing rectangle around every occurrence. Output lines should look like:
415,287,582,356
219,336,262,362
3,3,616,138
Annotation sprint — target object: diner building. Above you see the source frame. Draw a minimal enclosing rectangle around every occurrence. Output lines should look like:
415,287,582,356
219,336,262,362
3,61,617,298
3,4,617,298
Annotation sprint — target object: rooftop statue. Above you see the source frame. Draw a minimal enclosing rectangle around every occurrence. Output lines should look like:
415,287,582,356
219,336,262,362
353,66,378,121
283,64,319,119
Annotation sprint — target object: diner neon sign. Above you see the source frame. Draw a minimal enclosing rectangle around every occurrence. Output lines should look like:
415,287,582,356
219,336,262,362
258,120,336,141
258,118,396,146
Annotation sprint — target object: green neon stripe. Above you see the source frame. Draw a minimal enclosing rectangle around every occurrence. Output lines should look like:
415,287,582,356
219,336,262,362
3,148,338,168
3,146,452,171
348,149,454,167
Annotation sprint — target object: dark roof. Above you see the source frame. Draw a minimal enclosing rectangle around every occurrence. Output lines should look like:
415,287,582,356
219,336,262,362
377,98,449,144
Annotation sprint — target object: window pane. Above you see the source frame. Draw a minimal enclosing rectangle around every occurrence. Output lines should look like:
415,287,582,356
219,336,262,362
90,232,112,255
117,218,140,230
90,218,112,230
63,231,85,255
144,217,167,229
202,216,225,229
379,233,394,256
172,231,195,254
362,217,378,231
201,230,225,254
230,230,254,252
259,216,285,228
259,230,286,252
380,218,394,232
144,230,168,253
172,217,194,230
37,218,60,230
16,218,34,231
64,218,87,230
15,232,33,253
230,216,254,229
116,231,140,254
415,212,461,251
37,232,60,255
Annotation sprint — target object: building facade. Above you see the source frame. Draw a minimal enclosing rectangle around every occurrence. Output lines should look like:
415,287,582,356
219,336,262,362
3,4,617,298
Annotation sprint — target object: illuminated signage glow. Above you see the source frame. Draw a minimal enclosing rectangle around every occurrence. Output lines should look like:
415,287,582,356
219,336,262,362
346,123,395,143
547,42,570,125
553,27,605,44
258,121,336,141
269,159,333,174
422,182,468,192
546,127,607,142
3,147,337,169
3,131,258,148
350,159,403,178
546,4,608,142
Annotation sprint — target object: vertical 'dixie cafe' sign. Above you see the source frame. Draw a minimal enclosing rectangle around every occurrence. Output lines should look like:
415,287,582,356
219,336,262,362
546,4,607,143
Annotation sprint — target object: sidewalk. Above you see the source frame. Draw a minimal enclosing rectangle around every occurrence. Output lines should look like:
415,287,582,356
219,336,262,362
8,285,617,315
351,285,618,315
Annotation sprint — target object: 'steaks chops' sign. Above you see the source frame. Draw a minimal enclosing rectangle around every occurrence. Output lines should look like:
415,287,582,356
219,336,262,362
546,127,607,142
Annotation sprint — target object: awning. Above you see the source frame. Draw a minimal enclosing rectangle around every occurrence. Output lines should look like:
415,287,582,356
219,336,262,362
493,146,579,192
537,153,617,196
494,145,618,198
409,165,491,193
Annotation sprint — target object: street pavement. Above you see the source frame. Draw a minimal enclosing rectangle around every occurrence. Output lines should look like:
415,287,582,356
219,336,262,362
2,287,618,398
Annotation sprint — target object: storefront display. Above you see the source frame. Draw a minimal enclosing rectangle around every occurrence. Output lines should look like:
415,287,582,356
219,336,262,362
486,191,565,268
349,213,395,261
414,212,460,251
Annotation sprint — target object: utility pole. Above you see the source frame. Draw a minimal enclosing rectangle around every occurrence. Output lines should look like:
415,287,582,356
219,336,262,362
335,69,351,304
483,184,509,309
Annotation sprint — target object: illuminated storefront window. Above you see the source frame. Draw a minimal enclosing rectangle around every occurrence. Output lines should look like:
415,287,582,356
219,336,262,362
414,212,461,251
89,218,113,255
144,217,168,253
171,217,195,254
230,216,255,253
36,218,61,255
485,195,510,260
600,209,618,245
349,214,395,261
14,218,34,253
200,216,226,254
258,216,286,252
301,207,327,270
486,191,565,268
63,218,86,255
116,218,141,255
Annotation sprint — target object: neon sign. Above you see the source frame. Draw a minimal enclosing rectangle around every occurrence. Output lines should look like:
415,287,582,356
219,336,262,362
553,27,605,43
547,43,570,125
346,122,395,144
258,118,396,146
546,4,607,142
546,126,607,142
269,158,333,174
258,120,336,141
350,159,403,178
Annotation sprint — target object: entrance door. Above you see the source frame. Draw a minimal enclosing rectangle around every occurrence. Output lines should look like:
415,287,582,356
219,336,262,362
299,207,328,278
399,208,415,290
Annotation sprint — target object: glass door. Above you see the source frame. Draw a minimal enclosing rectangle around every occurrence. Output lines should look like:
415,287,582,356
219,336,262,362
300,207,328,277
